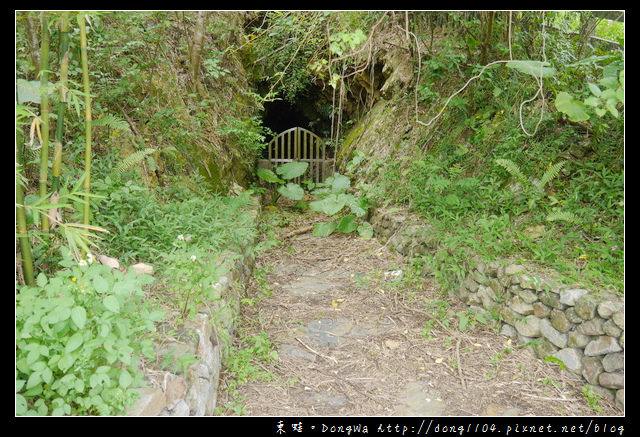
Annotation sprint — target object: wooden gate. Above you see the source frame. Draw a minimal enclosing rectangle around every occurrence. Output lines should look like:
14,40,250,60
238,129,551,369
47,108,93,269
258,127,333,183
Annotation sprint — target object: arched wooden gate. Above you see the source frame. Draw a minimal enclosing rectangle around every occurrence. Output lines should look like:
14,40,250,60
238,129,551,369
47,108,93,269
258,127,333,183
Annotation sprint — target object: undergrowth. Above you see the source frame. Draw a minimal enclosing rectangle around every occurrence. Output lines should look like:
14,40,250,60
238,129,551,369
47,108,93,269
356,84,623,295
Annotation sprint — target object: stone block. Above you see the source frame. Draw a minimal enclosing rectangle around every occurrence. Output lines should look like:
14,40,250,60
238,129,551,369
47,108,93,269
550,309,572,332
559,288,588,306
597,300,624,319
540,318,568,348
574,294,597,320
584,336,622,356
581,356,603,385
602,353,624,372
599,372,624,389
514,315,541,337
552,348,584,376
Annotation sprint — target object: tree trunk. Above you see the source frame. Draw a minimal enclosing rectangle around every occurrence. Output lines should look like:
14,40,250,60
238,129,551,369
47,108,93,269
479,11,496,65
190,11,208,97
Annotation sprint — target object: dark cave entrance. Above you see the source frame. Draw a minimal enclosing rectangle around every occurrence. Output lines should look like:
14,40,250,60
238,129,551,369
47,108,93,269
259,90,334,159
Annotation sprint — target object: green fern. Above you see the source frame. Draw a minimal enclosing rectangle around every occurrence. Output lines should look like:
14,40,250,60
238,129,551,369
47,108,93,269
91,115,131,133
495,158,528,185
539,161,566,189
496,158,566,192
546,209,581,224
113,148,158,176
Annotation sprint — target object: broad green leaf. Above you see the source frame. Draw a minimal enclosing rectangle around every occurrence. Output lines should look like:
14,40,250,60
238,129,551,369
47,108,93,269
327,173,350,193
554,92,590,122
584,97,600,107
348,196,368,217
112,280,133,296
275,161,309,180
103,295,121,313
16,394,27,415
71,306,87,329
58,354,76,372
92,275,110,293
257,168,283,184
277,183,305,200
309,195,345,216
599,76,618,88
605,104,619,118
89,373,110,388
336,215,358,233
506,60,556,78
587,82,602,97
119,370,133,388
313,222,337,237
41,366,53,384
36,273,48,288
65,332,84,354
26,371,42,389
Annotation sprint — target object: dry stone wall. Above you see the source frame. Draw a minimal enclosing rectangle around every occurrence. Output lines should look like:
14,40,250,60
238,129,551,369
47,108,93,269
370,206,624,412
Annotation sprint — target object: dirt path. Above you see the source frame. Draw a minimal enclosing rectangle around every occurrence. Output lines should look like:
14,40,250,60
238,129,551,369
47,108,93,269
216,209,619,416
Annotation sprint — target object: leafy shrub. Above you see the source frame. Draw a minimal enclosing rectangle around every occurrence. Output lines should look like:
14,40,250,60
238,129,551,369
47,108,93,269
257,161,309,203
257,163,373,238
16,255,163,416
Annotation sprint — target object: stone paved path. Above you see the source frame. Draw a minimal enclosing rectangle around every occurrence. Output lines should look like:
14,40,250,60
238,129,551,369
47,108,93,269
216,212,618,416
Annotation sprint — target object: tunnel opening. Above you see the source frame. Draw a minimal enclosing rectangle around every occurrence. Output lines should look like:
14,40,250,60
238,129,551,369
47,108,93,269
256,86,339,183
259,87,335,159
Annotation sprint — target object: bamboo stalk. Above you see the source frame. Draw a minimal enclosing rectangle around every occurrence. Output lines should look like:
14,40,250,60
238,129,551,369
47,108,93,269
16,130,35,286
51,11,70,194
38,12,51,232
77,13,92,225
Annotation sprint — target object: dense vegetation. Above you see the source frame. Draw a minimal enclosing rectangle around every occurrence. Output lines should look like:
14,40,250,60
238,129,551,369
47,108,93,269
16,11,623,415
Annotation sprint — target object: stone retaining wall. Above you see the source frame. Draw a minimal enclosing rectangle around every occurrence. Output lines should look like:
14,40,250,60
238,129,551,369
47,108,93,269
370,206,624,412
126,197,260,416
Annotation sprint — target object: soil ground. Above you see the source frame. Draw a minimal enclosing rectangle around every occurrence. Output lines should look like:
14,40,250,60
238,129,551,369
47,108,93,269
216,207,620,416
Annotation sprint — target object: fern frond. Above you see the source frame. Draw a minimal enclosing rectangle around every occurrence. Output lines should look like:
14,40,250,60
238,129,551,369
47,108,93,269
546,209,580,224
113,148,158,176
92,115,131,133
495,158,528,185
539,161,566,189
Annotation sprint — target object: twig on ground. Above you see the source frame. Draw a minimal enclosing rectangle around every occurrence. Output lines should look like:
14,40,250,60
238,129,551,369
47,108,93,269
282,225,314,239
295,337,338,364
456,337,467,391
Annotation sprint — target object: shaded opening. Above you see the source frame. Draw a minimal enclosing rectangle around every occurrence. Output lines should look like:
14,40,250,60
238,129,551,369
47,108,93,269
262,100,311,142
260,87,334,159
